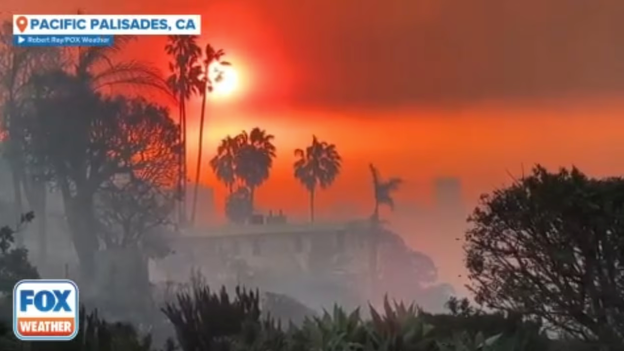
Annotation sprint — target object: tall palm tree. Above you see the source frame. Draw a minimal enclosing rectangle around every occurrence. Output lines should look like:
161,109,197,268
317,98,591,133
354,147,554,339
191,44,228,225
294,135,342,222
369,163,402,222
209,135,240,193
235,128,276,209
165,35,202,224
367,163,402,303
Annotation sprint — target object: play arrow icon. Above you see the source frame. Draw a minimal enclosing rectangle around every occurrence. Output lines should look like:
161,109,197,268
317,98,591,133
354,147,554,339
17,36,25,44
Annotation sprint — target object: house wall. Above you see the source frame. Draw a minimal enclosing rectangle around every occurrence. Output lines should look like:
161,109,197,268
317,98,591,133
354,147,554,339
151,223,375,288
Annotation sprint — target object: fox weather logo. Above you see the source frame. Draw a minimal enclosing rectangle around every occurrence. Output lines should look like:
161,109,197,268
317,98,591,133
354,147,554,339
13,279,79,341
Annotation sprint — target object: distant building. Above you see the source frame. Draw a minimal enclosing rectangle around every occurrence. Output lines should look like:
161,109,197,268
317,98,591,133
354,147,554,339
186,183,216,225
151,215,376,310
433,177,462,212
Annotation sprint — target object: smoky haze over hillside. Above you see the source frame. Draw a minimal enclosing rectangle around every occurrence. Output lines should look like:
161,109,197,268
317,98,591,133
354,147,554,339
0,171,463,313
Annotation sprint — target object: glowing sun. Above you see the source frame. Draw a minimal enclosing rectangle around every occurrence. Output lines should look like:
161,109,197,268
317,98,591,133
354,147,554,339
209,62,239,98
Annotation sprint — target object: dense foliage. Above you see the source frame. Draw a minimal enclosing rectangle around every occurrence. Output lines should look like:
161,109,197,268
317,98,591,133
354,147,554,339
0,212,38,295
156,281,581,351
465,166,624,347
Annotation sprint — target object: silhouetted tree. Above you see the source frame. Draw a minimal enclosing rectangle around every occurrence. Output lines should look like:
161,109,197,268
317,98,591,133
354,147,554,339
369,164,403,222
210,136,240,193
294,135,342,222
367,164,402,305
165,35,202,225
225,187,253,224
93,113,179,320
191,44,228,226
0,22,59,258
26,76,169,282
96,177,174,256
0,212,38,296
94,98,180,253
465,165,624,348
24,37,169,281
419,297,545,343
235,128,276,209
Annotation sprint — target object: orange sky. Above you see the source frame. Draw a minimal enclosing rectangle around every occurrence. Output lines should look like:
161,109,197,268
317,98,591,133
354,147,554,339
5,0,624,293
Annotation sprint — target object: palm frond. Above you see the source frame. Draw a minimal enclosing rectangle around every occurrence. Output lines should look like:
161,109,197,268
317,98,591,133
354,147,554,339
383,177,403,191
293,136,342,192
369,163,380,186
371,164,403,215
91,60,172,99
294,148,305,159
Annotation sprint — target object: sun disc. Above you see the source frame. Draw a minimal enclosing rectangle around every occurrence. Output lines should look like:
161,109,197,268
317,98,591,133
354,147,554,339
210,63,239,97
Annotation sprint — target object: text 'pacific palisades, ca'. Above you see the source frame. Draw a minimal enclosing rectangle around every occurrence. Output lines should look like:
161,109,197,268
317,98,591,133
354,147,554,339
12,15,201,47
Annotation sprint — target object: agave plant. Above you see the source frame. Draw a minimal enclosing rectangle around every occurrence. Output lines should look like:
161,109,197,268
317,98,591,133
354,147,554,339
231,316,287,351
162,284,261,351
365,297,435,351
290,305,367,351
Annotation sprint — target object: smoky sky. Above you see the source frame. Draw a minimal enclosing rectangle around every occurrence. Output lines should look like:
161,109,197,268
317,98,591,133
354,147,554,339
242,0,624,111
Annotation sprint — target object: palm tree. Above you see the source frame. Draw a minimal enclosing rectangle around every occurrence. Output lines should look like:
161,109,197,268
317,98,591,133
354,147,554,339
367,163,402,303
209,135,240,193
165,35,202,224
191,44,228,225
235,128,276,209
225,186,253,224
294,135,342,222
369,163,402,222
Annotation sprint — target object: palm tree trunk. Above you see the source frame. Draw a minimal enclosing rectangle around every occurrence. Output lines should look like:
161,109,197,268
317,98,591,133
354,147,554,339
250,186,255,212
6,100,24,247
369,200,380,304
34,182,47,266
372,201,379,222
180,99,188,224
23,178,47,267
177,97,184,224
60,182,99,283
11,167,24,247
309,188,315,222
191,88,208,225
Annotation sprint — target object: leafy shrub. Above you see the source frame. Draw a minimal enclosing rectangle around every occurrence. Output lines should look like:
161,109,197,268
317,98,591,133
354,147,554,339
0,214,174,351
0,212,39,296
420,297,540,341
0,308,176,351
366,299,436,351
162,283,261,351
290,306,368,350
261,291,316,326
29,309,154,351
159,284,572,351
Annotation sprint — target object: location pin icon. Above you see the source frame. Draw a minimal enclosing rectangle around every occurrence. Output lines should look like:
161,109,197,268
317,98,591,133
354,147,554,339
16,16,28,33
